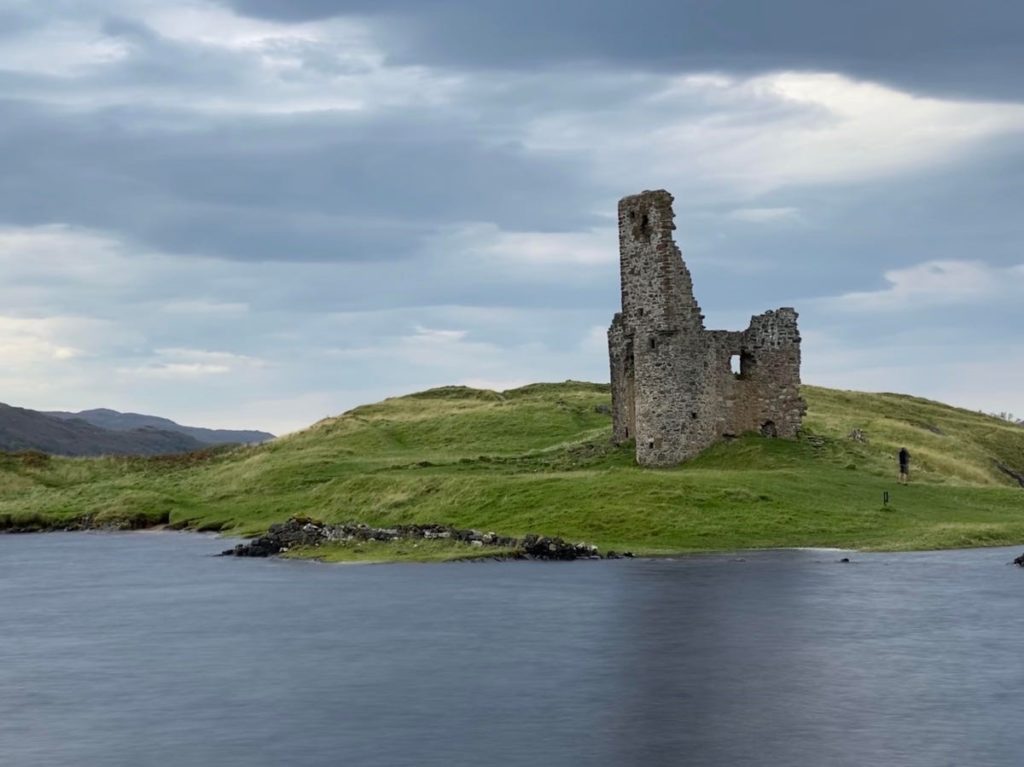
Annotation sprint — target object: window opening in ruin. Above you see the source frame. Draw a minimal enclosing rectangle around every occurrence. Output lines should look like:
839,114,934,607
761,421,778,438
739,351,755,379
690,412,698,420
648,440,655,449
648,337,656,350
730,355,741,377
629,208,652,240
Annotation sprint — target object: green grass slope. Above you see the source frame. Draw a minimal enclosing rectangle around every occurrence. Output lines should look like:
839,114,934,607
1,383,1022,554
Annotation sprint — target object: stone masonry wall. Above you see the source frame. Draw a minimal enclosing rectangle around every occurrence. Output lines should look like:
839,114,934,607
608,190,806,467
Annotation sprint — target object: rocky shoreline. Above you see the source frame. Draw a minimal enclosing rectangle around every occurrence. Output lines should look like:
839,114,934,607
221,516,634,562
0,511,171,534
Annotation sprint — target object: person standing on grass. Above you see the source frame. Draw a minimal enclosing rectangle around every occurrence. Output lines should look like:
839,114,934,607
899,447,911,484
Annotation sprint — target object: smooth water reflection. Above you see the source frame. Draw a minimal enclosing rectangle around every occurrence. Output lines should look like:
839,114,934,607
1,533,1022,766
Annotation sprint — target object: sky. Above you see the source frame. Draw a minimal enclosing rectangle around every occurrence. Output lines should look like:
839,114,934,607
0,0,1022,434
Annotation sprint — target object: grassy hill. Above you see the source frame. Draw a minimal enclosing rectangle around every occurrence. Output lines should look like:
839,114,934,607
1,383,1022,557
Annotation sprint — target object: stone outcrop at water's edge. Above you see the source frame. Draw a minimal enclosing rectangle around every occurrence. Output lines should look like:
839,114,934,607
221,516,633,561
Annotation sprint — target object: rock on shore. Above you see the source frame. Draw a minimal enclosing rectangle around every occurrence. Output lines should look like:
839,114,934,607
222,516,632,561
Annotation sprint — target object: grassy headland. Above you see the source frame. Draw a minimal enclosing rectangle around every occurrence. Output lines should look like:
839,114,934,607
1,383,1022,558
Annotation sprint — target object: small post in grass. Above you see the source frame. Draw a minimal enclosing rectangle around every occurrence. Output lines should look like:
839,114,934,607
883,490,890,507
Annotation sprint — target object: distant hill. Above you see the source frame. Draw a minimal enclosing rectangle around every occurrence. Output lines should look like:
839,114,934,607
0,403,207,457
45,408,274,446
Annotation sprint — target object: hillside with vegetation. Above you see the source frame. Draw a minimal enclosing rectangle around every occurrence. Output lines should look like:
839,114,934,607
1,383,1022,558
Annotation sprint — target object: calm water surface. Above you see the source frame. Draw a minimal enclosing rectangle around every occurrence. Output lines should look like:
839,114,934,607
1,533,1023,766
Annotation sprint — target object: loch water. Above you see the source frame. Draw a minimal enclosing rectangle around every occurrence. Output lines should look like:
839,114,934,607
1,533,1022,766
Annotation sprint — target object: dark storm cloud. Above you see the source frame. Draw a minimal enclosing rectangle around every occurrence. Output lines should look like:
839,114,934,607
222,0,1024,100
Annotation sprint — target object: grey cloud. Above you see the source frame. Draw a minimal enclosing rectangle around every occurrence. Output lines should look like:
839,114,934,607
0,16,608,262
98,15,258,90
0,7,41,39
4,95,1022,319
222,0,1024,100
0,97,593,262
2,0,1021,429
664,134,1024,325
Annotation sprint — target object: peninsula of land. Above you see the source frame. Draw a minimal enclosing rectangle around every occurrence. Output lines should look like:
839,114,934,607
0,382,1021,562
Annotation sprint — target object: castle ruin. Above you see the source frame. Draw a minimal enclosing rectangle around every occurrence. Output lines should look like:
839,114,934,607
608,190,806,467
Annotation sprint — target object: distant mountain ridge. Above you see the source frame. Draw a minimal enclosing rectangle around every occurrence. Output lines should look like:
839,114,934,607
0,403,274,458
0,403,206,457
45,408,274,446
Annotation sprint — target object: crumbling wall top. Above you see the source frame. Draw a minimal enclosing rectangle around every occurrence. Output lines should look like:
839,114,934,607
616,189,702,334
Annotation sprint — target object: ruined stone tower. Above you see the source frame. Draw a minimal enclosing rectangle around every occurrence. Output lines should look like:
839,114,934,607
608,190,806,467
